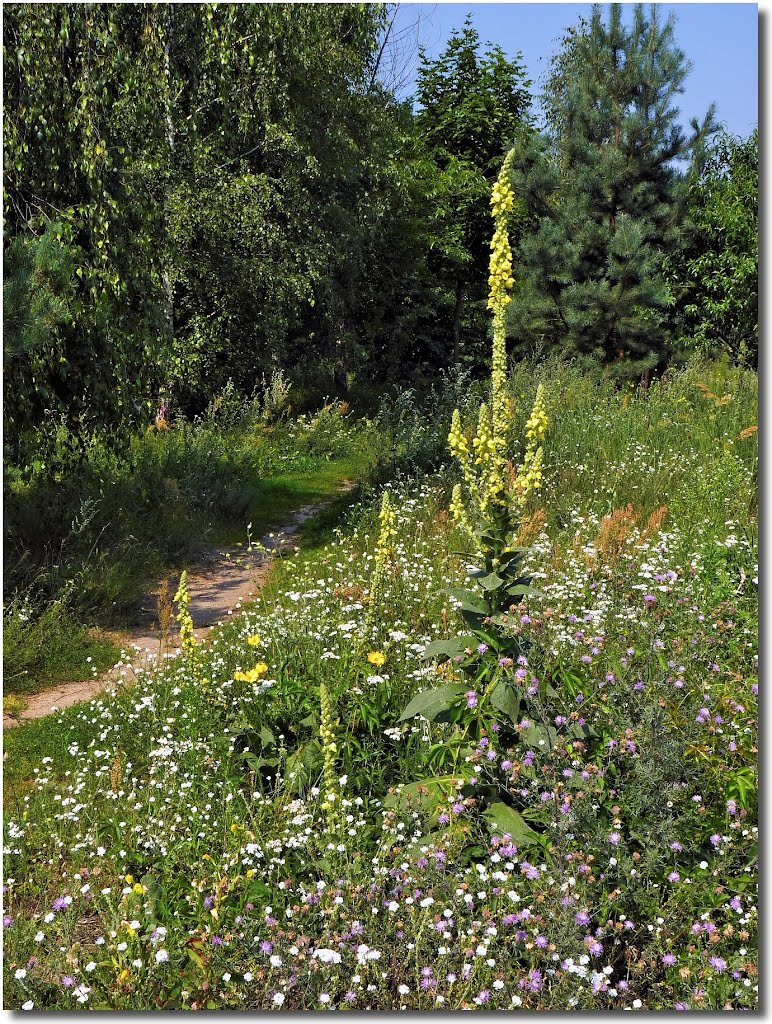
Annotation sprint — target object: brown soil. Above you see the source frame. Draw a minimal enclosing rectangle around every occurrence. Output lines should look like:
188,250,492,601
3,488,353,729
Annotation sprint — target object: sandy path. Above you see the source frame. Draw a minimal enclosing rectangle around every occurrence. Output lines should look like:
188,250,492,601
4,490,352,729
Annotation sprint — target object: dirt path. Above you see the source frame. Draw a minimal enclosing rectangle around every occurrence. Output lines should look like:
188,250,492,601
4,487,353,729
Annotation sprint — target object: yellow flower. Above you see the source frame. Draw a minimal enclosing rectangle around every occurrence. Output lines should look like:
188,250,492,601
367,651,387,667
132,883,144,895
524,384,548,443
247,635,261,647
235,662,269,683
124,874,134,884
174,570,197,663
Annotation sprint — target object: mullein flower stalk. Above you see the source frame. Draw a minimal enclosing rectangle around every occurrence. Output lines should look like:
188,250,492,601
319,683,340,825
363,490,397,638
174,571,196,658
448,147,548,542
517,383,548,506
489,147,516,447
174,570,203,684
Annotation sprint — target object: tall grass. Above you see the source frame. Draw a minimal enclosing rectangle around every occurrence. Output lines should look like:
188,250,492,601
4,387,379,693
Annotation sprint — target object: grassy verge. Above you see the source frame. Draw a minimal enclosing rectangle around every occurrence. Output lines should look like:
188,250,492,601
3,362,757,1011
223,451,373,546
3,603,122,699
4,402,381,697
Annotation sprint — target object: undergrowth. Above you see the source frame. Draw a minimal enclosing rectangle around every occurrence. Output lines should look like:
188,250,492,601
3,359,757,1011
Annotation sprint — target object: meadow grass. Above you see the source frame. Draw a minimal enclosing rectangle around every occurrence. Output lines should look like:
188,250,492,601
3,603,122,699
4,400,379,696
3,360,757,1011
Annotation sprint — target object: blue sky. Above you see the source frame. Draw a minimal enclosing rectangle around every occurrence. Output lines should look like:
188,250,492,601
392,3,758,138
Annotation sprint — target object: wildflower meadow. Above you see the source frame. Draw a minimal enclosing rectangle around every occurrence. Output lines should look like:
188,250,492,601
3,3,757,1013
3,149,758,1012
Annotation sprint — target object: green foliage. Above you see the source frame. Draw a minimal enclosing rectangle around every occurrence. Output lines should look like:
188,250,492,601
160,3,417,407
415,15,532,366
3,596,119,697
670,129,758,367
2,362,757,1010
4,4,170,452
508,4,715,376
502,355,758,544
2,3,431,476
4,401,375,643
3,222,76,365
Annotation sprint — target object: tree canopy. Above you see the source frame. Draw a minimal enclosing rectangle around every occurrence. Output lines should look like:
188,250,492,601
414,16,532,365
506,4,716,376
2,2,757,480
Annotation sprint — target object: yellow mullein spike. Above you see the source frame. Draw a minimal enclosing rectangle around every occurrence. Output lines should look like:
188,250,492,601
447,146,549,543
525,383,548,443
174,570,197,661
449,483,472,537
362,489,398,639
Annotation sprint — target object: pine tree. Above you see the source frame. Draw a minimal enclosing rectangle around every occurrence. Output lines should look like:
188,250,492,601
507,4,715,377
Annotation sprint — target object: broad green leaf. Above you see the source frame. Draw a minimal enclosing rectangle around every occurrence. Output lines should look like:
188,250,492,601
476,571,506,591
422,636,475,661
490,678,520,726
448,587,488,613
399,683,466,722
483,801,538,846
505,584,544,599
384,776,460,814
